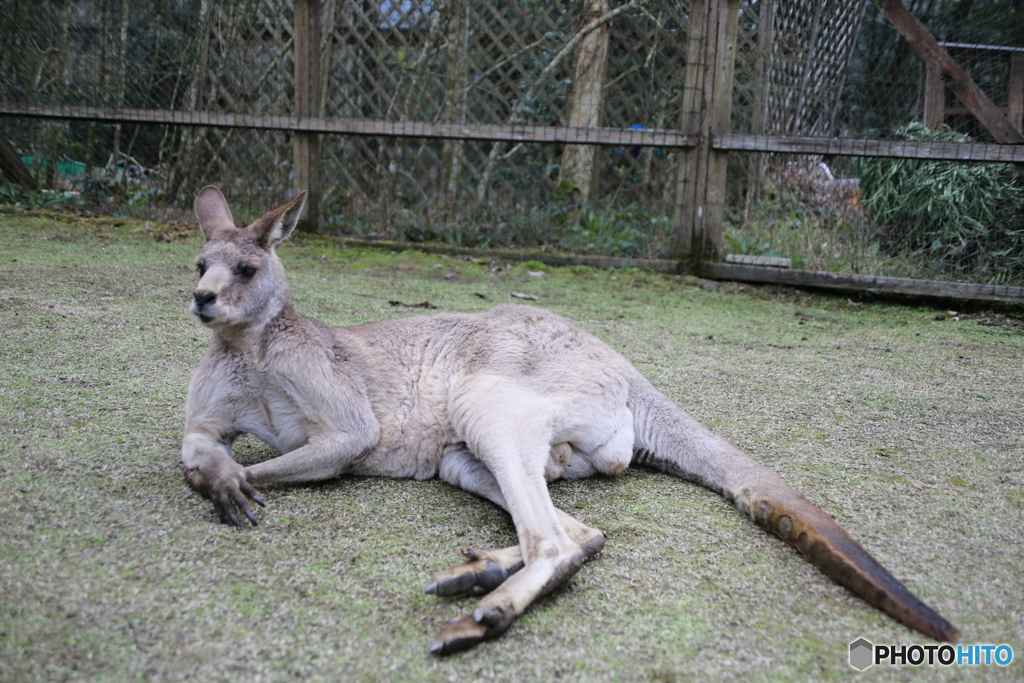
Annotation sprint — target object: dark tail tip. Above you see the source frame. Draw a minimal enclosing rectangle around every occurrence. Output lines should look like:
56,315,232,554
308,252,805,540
758,498,959,643
919,615,959,643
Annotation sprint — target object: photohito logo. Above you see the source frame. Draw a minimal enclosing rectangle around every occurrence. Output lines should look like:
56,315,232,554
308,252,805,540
849,638,1014,671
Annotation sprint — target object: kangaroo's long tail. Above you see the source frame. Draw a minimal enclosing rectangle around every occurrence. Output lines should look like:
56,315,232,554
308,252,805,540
628,375,959,642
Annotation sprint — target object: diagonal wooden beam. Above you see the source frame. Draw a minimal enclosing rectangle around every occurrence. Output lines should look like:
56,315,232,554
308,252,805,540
873,0,1023,143
0,132,35,190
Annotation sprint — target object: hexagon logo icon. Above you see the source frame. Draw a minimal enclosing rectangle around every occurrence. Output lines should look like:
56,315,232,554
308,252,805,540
849,638,874,671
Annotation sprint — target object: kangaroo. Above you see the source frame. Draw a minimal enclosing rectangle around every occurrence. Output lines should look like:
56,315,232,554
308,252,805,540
181,186,959,655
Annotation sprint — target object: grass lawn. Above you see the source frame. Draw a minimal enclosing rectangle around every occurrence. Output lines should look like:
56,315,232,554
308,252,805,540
1,208,1021,681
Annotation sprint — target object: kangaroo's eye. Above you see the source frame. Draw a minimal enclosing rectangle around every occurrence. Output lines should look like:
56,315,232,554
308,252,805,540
196,262,206,277
239,265,257,278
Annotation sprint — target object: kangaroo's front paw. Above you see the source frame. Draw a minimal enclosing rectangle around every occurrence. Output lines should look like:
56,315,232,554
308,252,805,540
186,463,265,527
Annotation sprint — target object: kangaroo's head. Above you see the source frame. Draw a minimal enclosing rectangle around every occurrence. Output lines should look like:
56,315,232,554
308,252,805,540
190,186,306,330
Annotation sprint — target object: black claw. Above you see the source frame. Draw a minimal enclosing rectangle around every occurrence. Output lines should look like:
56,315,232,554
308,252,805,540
251,494,266,507
244,509,258,526
227,510,241,527
435,571,476,597
429,618,484,656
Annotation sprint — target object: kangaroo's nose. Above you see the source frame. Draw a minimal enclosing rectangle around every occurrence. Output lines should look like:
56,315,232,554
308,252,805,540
194,290,217,307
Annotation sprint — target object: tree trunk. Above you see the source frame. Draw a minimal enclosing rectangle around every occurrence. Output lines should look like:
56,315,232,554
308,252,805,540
45,0,72,189
557,0,611,203
439,0,471,227
109,0,130,181
85,0,111,178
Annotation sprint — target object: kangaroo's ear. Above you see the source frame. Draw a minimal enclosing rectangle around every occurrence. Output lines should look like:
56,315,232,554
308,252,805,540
194,186,236,241
248,191,306,249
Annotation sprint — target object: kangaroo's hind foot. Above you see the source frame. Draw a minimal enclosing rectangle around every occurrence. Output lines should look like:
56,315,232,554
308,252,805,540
425,512,606,599
428,539,587,655
425,546,525,598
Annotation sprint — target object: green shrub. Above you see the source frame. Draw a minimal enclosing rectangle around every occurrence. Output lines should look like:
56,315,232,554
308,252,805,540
0,181,27,205
573,206,672,257
859,122,1024,282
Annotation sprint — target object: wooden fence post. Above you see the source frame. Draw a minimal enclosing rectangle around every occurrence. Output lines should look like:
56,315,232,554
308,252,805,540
705,0,740,263
294,0,321,231
1010,52,1023,135
558,0,612,202
922,57,945,129
673,0,739,274
673,0,710,270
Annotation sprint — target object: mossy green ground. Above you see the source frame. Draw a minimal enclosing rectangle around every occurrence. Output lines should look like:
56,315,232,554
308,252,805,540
1,210,1021,681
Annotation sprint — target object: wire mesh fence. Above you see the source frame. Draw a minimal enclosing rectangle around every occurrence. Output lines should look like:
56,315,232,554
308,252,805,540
1,0,1022,291
725,0,1024,287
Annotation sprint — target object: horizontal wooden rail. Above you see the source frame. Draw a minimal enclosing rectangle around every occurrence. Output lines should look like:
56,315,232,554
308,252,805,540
708,262,1024,303
0,102,695,148
7,102,1019,161
713,132,1024,163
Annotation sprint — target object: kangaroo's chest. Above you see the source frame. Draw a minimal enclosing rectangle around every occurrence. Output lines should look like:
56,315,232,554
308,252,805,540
233,369,312,454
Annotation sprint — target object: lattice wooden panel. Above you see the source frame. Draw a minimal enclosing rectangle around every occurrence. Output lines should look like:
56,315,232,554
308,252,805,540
201,0,295,115
731,0,867,138
180,128,292,210
310,0,694,222
766,0,867,136
599,2,689,208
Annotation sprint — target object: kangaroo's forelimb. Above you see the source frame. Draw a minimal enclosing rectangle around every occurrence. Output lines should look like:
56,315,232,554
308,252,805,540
181,430,264,527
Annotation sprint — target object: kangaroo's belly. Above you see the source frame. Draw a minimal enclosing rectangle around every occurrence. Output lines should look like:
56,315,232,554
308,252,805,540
349,383,456,479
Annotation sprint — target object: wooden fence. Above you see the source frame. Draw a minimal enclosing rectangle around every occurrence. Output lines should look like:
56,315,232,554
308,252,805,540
1,0,1023,302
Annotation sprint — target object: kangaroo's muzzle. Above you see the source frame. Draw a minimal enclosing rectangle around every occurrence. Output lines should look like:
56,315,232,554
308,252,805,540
191,289,218,323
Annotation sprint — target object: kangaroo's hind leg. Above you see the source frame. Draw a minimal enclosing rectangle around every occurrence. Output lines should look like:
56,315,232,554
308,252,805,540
428,388,606,655
429,448,605,598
